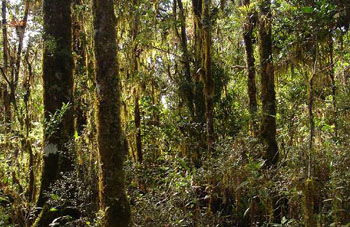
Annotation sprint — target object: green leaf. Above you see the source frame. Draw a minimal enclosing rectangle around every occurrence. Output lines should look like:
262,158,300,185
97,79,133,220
50,194,60,200
49,207,58,212
0,196,9,202
74,130,79,140
302,6,313,13
235,181,249,191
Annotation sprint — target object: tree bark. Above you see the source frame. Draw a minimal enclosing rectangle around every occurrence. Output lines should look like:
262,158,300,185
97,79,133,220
191,0,206,128
72,0,87,136
35,0,74,224
192,0,202,73
135,93,142,163
201,0,214,153
328,37,337,139
192,0,206,122
175,0,195,118
132,0,143,163
93,0,131,226
242,0,258,136
13,0,29,94
258,0,278,166
308,42,318,178
308,73,314,176
1,0,11,130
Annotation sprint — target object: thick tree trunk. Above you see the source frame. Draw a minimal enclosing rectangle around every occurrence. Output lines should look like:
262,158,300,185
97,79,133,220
191,0,206,128
242,0,258,136
93,0,131,226
175,0,203,167
35,0,74,224
258,0,278,166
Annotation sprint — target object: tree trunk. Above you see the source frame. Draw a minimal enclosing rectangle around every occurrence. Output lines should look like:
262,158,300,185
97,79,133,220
175,0,195,117
135,93,142,163
328,37,337,139
35,0,74,224
24,51,35,203
242,0,258,136
93,0,131,226
308,41,318,178
1,0,11,130
202,0,214,153
13,0,29,95
2,0,7,69
191,0,206,127
308,73,314,177
72,0,87,136
192,0,202,73
258,0,278,166
132,0,143,163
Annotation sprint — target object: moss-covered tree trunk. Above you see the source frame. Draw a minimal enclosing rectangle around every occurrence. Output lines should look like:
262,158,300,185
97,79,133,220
308,42,318,178
34,0,74,225
191,0,206,128
192,0,202,75
243,0,258,136
175,0,194,118
201,0,214,153
258,0,278,166
174,0,203,166
185,0,205,167
72,0,87,136
93,0,131,226
1,0,11,131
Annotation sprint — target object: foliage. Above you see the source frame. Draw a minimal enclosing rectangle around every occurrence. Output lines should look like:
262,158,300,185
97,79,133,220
1,0,350,226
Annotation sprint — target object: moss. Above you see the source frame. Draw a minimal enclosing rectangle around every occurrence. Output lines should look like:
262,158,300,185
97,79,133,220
258,0,278,167
93,0,131,225
303,178,316,227
201,0,215,154
36,0,74,225
243,0,258,136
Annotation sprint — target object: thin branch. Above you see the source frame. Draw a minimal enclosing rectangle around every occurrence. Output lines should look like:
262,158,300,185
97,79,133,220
315,58,339,75
0,66,10,86
143,44,188,62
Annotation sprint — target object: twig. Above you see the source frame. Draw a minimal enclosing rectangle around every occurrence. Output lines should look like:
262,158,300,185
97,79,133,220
0,66,10,86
